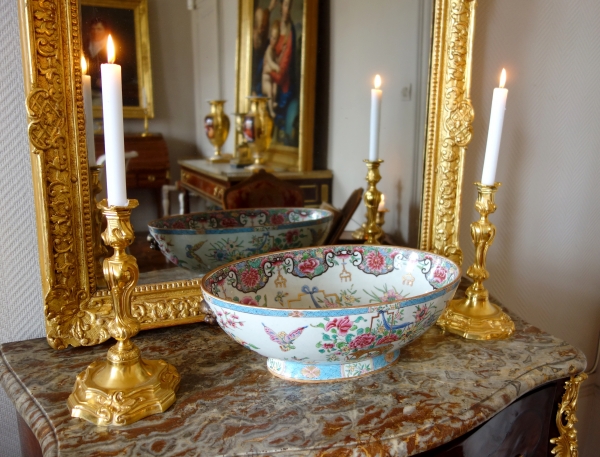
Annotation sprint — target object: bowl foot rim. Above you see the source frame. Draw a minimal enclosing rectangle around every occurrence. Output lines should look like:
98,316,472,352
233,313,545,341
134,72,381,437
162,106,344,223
265,350,401,383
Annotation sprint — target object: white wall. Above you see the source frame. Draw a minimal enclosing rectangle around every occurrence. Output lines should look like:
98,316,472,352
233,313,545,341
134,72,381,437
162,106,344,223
192,0,238,159
125,0,198,228
0,2,45,456
327,0,424,244
461,2,600,453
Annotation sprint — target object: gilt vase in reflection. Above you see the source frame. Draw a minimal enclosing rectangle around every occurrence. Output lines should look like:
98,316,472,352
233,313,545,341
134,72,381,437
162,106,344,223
204,100,231,163
243,96,273,171
230,112,253,167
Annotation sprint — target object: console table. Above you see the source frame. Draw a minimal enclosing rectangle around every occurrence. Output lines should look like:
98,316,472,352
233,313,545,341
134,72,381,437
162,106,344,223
178,159,333,208
0,281,586,457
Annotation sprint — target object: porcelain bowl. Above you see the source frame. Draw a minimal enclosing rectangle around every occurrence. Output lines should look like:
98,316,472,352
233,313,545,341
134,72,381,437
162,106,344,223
148,208,333,273
201,245,460,382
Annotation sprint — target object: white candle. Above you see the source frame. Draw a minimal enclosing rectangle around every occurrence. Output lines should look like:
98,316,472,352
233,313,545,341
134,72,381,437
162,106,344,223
101,35,128,207
369,75,382,161
81,56,96,167
378,194,386,212
141,87,148,110
481,69,508,185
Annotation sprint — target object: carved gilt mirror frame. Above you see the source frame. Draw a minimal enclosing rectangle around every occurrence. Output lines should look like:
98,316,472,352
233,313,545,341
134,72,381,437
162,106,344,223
17,0,476,349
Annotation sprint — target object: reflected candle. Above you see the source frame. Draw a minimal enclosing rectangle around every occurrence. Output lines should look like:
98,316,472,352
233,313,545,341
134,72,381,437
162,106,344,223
369,75,382,161
141,87,148,110
481,69,508,185
100,35,128,207
378,194,386,212
81,56,96,167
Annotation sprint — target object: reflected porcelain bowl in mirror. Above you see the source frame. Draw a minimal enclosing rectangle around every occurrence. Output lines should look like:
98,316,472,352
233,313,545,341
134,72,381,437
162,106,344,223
148,208,333,273
201,245,460,382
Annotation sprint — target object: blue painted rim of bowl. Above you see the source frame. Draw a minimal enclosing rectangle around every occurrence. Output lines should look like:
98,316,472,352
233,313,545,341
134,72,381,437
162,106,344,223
201,245,462,317
148,208,333,235
205,283,458,318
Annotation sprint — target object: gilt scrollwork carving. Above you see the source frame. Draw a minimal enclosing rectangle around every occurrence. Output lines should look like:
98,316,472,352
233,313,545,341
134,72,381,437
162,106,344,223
23,0,98,349
420,0,476,266
550,373,588,457
132,296,205,324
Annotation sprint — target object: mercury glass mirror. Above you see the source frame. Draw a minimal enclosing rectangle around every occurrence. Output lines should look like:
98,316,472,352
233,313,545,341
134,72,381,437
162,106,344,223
17,0,476,349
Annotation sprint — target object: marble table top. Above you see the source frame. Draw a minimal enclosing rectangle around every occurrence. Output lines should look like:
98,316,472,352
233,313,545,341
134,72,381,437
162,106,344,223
178,159,333,181
0,281,586,457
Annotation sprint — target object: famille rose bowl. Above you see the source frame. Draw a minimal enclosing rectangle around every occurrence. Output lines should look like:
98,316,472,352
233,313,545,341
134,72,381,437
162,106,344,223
201,245,460,382
148,208,333,273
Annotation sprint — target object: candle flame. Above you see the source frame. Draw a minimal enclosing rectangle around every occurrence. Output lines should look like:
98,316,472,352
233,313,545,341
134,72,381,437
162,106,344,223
107,34,115,64
374,74,382,89
81,56,88,75
499,68,506,88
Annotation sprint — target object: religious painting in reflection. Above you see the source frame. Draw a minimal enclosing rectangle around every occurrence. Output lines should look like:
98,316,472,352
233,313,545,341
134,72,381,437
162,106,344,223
250,0,305,148
80,0,153,119
238,0,317,171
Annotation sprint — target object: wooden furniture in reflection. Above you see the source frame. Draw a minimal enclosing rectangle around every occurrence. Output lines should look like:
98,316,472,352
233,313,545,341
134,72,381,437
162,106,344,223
95,133,170,217
0,278,586,456
322,187,364,244
223,169,304,209
178,159,333,210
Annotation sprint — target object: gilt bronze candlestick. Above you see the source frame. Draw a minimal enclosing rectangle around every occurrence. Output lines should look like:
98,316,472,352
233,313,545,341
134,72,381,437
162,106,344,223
68,199,180,426
362,159,384,245
437,182,515,340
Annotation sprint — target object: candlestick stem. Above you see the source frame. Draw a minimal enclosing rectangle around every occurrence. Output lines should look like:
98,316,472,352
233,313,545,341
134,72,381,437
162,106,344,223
363,159,384,245
437,182,514,340
68,199,180,426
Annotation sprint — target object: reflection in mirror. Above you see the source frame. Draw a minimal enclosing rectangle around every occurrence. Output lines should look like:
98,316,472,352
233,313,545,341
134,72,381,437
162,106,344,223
81,0,434,287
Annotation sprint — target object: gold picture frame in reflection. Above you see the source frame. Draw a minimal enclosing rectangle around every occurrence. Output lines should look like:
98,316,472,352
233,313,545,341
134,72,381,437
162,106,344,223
236,0,318,172
80,0,153,119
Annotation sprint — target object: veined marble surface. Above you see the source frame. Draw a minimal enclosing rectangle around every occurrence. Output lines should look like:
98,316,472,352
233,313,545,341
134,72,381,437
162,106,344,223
0,281,586,456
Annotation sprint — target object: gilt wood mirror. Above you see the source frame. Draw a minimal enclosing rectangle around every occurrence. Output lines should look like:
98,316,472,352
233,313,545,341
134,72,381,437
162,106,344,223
17,0,476,349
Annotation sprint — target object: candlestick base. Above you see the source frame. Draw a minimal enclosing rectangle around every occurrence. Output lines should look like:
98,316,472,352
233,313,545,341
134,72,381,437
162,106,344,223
437,292,515,340
68,345,180,426
437,182,514,340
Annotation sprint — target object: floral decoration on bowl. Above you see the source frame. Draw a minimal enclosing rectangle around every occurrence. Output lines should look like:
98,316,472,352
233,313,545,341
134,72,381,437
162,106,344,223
148,208,333,273
201,245,460,382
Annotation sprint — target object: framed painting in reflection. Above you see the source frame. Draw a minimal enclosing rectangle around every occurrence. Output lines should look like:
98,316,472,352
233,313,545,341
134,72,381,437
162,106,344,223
80,0,153,119
236,0,318,172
